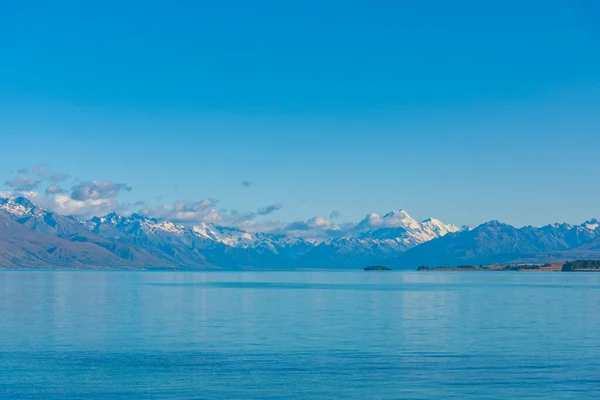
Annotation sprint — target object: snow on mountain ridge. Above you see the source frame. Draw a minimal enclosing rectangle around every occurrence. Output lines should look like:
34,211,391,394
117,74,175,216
352,209,461,248
3,195,600,269
0,196,44,217
583,218,600,231
0,197,464,253
358,209,421,231
421,217,461,236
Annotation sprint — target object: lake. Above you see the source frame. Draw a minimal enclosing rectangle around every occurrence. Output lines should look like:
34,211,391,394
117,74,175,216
1,271,599,399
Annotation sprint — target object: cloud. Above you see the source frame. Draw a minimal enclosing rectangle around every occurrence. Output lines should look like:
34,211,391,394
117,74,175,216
227,209,257,224
0,190,12,198
5,176,40,191
6,165,69,194
32,164,50,175
354,210,418,230
27,164,70,182
3,165,368,242
140,199,222,224
48,173,70,182
19,192,127,219
45,184,66,195
356,213,383,229
2,169,133,218
139,200,283,227
138,199,342,241
51,197,125,218
285,216,332,231
256,203,282,216
11,183,349,242
71,181,132,201
276,216,348,241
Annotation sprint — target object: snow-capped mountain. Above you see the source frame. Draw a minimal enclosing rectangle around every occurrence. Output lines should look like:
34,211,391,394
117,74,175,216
582,218,600,231
83,210,317,268
0,197,462,269
353,209,461,245
2,195,600,270
395,219,600,268
0,197,168,269
288,209,464,268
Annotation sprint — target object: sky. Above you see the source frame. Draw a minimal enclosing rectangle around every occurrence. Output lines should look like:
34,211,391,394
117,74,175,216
1,0,599,230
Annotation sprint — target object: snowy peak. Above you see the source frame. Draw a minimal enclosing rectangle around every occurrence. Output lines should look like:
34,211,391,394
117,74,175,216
421,217,461,236
356,209,421,231
351,209,459,248
382,208,421,229
583,218,600,231
192,222,305,248
382,208,410,219
0,198,459,252
0,196,39,217
87,212,188,237
86,212,303,250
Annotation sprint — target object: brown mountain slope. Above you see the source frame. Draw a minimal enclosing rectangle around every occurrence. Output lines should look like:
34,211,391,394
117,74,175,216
0,214,145,269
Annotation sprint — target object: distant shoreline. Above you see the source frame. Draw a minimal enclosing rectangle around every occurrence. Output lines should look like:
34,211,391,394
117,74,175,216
417,260,600,272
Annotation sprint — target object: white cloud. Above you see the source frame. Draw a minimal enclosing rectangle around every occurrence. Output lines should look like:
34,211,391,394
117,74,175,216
32,193,127,219
354,210,419,230
256,203,282,216
140,199,222,224
286,216,333,231
139,200,287,228
45,184,65,195
32,164,69,182
18,191,40,199
5,176,40,191
274,216,347,241
71,181,132,200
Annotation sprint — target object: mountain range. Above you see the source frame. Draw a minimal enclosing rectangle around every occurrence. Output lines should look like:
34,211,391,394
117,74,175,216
1,196,599,270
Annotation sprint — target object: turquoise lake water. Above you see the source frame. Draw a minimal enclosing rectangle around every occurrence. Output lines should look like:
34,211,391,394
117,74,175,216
1,271,599,399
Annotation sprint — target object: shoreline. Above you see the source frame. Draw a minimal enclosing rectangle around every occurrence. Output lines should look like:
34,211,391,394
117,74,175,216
417,261,600,272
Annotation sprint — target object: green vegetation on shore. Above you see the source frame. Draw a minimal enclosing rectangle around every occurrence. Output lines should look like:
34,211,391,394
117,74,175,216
418,263,554,271
562,260,600,271
418,261,600,272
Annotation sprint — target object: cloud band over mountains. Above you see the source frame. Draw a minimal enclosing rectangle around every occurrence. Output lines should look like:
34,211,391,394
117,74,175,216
1,164,464,241
2,165,299,234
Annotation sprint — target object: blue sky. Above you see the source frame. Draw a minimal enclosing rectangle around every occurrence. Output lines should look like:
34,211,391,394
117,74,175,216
1,0,599,228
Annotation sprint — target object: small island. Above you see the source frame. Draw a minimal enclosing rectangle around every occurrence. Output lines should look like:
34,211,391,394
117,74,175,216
364,265,392,271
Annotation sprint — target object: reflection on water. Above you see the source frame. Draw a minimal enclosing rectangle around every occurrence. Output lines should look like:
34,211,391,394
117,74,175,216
1,271,600,399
